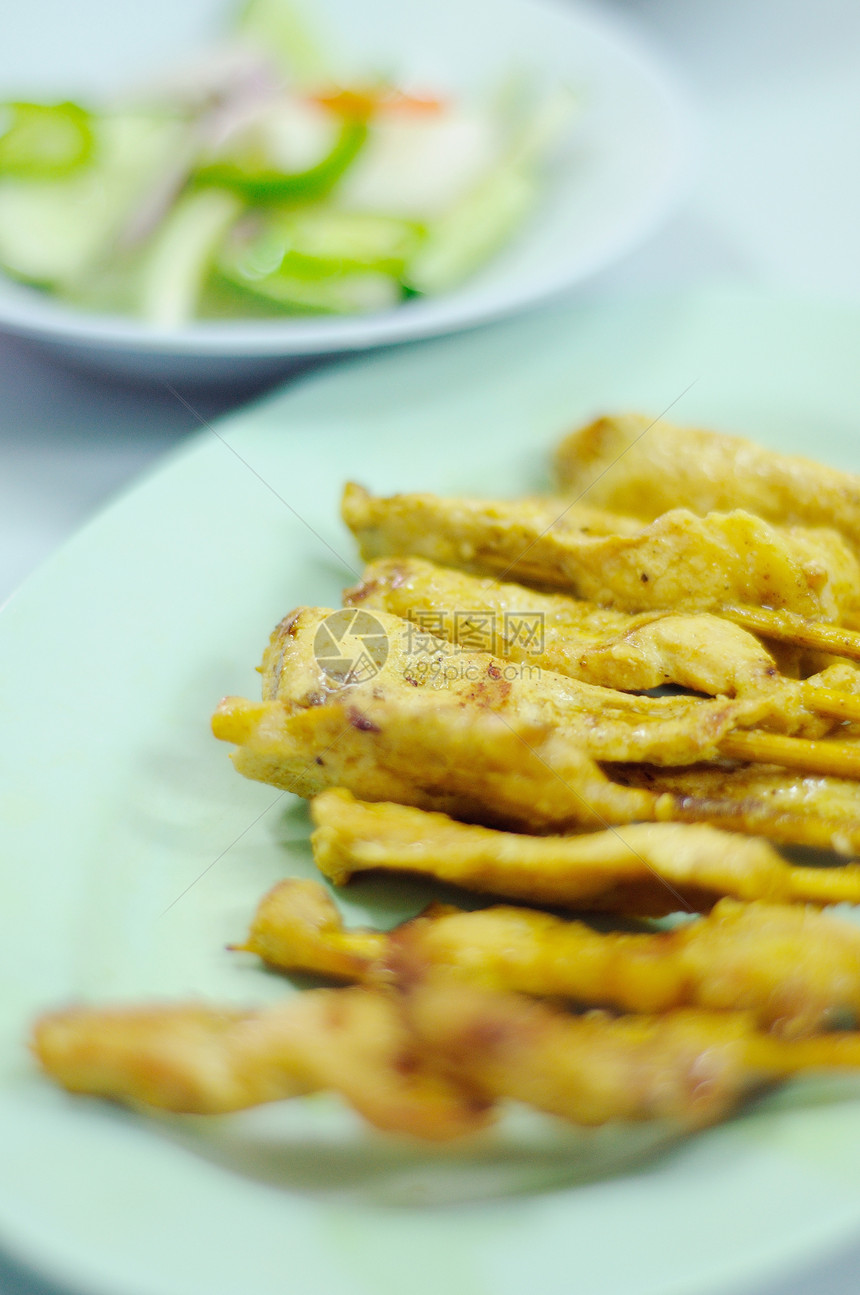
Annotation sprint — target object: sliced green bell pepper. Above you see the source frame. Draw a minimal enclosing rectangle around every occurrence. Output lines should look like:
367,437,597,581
193,117,366,202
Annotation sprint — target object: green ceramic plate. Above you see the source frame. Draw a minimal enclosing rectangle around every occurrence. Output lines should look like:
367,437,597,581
3,286,860,1295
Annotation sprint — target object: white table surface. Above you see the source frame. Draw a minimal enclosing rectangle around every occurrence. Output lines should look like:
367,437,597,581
2,1,860,1291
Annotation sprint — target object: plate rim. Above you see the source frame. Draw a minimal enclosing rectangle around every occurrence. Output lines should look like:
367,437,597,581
5,284,860,1295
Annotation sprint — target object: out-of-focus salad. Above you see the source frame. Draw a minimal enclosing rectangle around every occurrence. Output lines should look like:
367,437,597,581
0,0,575,324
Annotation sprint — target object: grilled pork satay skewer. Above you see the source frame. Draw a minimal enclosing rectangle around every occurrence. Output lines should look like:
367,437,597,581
215,608,860,833
616,760,860,852
342,483,860,622
552,412,860,552
32,988,489,1140
309,789,860,911
215,679,860,846
403,977,860,1132
214,693,663,832
346,556,860,727
552,419,860,662
345,556,785,698
240,878,860,1037
33,977,860,1137
256,605,783,765
242,604,860,777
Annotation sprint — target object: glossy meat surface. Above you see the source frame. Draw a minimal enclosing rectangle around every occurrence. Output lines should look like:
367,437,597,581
620,761,860,855
256,604,781,766
554,413,860,553
402,978,860,1130
214,691,660,832
33,988,489,1140
342,483,860,620
310,788,860,912
244,878,860,1036
345,555,783,697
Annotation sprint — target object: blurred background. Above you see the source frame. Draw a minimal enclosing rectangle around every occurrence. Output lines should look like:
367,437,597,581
1,0,858,607
2,2,860,1292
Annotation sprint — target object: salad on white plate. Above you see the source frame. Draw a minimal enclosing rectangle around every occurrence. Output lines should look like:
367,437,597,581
0,0,576,326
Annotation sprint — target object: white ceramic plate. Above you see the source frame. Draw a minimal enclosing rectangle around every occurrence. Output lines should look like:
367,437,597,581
0,0,687,382
4,286,860,1295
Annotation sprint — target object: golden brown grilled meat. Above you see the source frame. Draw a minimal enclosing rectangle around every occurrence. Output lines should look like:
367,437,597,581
554,413,860,552
615,761,860,854
213,692,661,833
345,556,784,698
32,988,490,1140
237,879,388,982
401,976,860,1131
252,605,842,763
242,879,860,1037
346,559,860,737
35,416,860,1157
214,691,860,848
309,789,860,912
33,976,860,1137
342,483,860,620
217,605,860,792
213,605,860,841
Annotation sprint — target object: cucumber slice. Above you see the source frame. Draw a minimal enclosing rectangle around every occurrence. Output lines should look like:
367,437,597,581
223,207,423,281
139,187,243,327
218,209,408,313
218,266,401,314
0,101,94,178
404,86,577,294
404,164,536,295
0,113,185,288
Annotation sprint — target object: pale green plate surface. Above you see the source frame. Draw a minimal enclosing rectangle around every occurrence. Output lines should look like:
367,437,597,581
3,286,860,1295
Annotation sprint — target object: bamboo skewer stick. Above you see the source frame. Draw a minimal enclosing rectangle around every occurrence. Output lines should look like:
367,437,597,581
719,730,860,780
722,605,860,662
785,866,860,905
236,879,860,1035
799,685,860,726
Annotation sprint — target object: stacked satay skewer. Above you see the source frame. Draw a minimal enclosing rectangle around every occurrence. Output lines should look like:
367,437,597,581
35,417,860,1147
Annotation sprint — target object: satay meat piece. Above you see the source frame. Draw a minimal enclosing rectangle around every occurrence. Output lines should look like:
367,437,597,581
554,412,860,552
34,978,860,1139
617,761,860,856
239,878,388,982
214,691,661,834
401,976,860,1131
345,556,784,698
252,605,840,765
213,609,860,841
214,684,860,850
32,987,490,1141
310,788,860,913
347,558,860,736
243,879,860,1037
342,483,860,621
